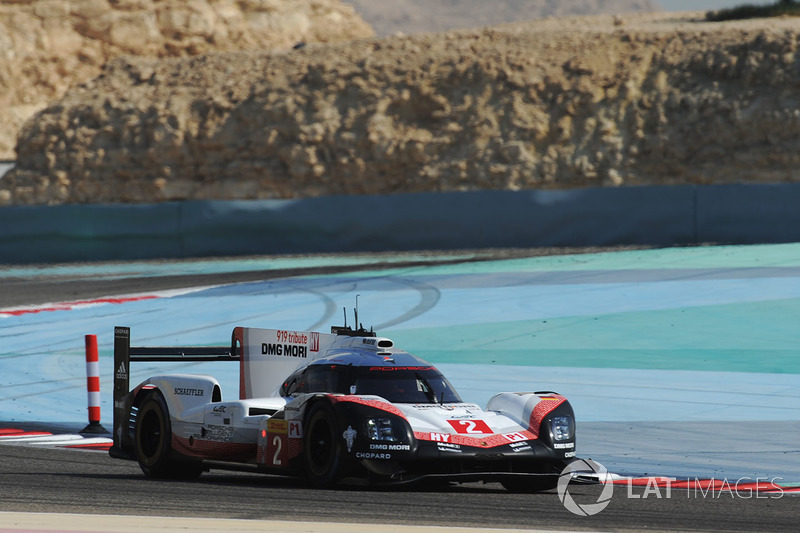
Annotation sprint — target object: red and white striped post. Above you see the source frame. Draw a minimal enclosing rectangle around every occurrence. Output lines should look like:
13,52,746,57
81,334,107,434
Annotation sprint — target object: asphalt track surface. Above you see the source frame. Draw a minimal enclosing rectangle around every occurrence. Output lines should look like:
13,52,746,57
0,247,635,308
2,248,798,532
0,442,795,532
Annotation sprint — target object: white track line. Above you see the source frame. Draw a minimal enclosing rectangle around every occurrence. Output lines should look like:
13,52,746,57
0,433,111,447
0,512,564,533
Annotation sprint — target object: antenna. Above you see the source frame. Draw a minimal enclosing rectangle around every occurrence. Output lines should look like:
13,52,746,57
330,294,375,337
354,294,360,330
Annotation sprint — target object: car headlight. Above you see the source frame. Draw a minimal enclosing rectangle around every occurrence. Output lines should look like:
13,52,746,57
551,416,573,442
365,417,397,441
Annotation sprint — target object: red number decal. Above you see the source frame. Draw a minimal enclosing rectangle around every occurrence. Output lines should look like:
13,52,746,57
447,419,493,434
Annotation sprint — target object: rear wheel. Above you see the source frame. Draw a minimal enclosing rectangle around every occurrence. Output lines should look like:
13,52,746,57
303,402,344,488
135,391,202,479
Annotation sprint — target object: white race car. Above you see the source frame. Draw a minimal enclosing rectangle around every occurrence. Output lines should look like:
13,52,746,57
110,322,577,491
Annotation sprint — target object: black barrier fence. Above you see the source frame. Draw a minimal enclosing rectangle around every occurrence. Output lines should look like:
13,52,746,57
1,184,798,264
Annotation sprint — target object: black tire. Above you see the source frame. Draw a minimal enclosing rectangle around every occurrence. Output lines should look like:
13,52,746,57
501,475,559,493
134,391,202,479
303,401,344,488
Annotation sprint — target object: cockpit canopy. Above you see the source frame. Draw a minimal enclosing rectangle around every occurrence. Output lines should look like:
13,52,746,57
280,362,462,404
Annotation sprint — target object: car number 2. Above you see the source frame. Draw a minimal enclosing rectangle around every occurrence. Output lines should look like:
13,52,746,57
272,436,282,465
447,419,493,434
265,429,288,466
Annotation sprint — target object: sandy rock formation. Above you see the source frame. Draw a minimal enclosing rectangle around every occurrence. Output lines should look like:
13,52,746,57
3,12,800,205
0,0,374,161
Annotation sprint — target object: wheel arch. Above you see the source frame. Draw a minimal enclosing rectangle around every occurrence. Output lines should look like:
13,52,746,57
301,395,350,487
133,385,203,479
301,393,335,417
133,384,162,408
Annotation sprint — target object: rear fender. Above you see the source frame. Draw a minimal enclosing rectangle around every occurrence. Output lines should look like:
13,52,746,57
136,375,221,423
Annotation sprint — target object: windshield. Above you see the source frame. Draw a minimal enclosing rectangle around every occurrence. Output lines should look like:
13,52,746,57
280,363,463,404
352,366,462,404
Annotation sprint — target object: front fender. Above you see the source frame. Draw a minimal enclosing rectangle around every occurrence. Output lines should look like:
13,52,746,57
487,392,576,456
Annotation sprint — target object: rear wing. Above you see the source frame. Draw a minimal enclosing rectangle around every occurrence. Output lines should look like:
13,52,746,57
112,326,238,451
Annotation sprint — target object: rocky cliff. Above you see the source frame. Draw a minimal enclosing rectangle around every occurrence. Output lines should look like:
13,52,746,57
0,0,374,161
3,12,800,205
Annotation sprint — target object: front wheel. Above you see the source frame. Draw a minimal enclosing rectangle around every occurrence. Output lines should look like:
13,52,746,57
134,391,202,479
303,402,344,488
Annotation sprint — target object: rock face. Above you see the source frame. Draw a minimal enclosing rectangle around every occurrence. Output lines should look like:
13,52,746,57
4,12,800,205
0,0,374,161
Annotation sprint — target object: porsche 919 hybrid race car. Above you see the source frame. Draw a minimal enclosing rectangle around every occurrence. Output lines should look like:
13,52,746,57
110,322,577,491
